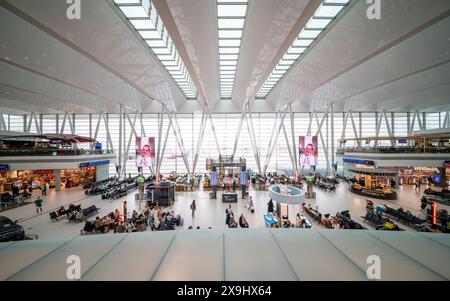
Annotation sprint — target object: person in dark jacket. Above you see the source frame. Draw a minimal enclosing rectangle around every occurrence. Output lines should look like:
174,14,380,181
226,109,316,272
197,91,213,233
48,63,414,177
267,199,274,214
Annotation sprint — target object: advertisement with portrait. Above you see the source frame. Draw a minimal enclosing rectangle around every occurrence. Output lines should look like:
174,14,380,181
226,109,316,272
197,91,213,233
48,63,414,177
135,137,155,168
299,136,318,170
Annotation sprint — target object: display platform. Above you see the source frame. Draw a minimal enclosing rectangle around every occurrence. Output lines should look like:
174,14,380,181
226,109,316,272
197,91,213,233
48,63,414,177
268,185,305,205
350,184,397,200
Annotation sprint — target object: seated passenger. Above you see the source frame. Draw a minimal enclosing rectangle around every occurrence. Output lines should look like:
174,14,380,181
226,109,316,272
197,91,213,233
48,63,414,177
57,206,66,216
116,221,126,233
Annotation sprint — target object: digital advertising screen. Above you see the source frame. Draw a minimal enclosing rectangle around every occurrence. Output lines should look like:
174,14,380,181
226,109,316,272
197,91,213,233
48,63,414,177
299,136,318,169
135,136,155,168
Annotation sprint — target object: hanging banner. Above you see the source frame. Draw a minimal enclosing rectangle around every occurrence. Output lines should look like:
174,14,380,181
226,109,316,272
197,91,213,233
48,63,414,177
299,136,318,169
136,137,155,168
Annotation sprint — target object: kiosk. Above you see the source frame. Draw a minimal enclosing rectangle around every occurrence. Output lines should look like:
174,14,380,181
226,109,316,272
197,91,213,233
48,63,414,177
268,184,309,227
147,181,176,207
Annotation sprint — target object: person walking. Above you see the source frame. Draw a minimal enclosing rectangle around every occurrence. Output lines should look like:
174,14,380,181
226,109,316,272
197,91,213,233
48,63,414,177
190,200,196,217
34,196,43,214
232,178,237,191
248,196,254,212
225,204,233,226
267,199,274,214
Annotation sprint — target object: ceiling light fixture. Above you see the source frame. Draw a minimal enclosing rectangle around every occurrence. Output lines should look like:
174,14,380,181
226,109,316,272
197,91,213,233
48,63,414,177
217,0,248,100
255,0,350,99
113,0,198,99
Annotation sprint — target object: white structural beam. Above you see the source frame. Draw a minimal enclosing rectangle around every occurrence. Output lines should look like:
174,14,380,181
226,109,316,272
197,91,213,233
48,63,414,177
0,114,6,131
264,112,279,167
289,105,299,176
306,112,313,136
409,111,417,135
158,120,172,176
263,107,288,174
122,111,138,177
102,113,114,152
59,112,67,134
340,111,349,146
166,112,191,174
443,111,450,128
330,103,335,174
156,105,166,176
348,110,360,146
416,110,424,130
244,109,262,174
67,113,75,134
231,112,245,161
314,107,330,170
192,111,207,175
281,122,295,172
208,113,222,157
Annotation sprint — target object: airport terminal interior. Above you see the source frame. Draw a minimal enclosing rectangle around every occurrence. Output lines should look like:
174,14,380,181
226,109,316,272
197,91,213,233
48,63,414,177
0,0,449,282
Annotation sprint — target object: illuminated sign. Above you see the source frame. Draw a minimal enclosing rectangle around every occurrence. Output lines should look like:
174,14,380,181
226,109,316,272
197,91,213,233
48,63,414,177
0,164,10,171
33,169,54,174
414,167,438,173
343,158,375,166
79,160,110,168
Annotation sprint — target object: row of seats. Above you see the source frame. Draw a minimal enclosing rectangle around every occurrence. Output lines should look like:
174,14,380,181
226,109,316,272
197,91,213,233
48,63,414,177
49,204,82,221
363,211,403,231
50,205,99,222
383,205,425,226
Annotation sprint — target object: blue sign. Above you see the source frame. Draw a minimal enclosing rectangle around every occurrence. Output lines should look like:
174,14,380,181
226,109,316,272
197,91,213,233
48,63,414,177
432,174,442,185
240,171,248,186
210,171,218,186
94,143,102,149
80,160,110,168
343,158,375,166
0,164,10,171
398,139,408,144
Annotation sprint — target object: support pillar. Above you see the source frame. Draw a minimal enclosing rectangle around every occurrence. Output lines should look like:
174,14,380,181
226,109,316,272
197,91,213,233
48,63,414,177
55,169,61,192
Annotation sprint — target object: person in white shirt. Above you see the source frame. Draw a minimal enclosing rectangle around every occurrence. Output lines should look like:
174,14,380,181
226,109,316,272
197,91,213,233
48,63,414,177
300,143,316,169
136,144,154,168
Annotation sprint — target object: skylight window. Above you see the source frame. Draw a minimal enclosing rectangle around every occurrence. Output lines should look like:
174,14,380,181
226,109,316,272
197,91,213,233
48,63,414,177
256,0,349,99
113,0,198,99
217,0,248,99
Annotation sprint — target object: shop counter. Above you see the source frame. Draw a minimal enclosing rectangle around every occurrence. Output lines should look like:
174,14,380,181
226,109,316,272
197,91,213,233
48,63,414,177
350,184,397,200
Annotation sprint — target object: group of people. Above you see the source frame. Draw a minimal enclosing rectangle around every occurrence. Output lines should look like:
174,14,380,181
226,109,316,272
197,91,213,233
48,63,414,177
221,176,238,192
81,204,183,235
225,204,249,228
300,203,343,229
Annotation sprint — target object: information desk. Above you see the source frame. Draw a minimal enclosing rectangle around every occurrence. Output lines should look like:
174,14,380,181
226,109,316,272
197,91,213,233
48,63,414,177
222,192,238,203
350,183,397,200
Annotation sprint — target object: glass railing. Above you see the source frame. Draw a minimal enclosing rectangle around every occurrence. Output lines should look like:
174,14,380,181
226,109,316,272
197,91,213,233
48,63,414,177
337,146,450,154
0,149,115,156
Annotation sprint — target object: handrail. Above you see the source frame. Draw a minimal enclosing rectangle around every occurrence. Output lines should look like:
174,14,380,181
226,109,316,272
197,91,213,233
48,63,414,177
337,146,450,154
0,149,115,156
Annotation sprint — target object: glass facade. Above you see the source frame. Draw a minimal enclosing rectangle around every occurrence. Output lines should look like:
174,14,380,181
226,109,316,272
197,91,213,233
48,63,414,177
1,111,447,176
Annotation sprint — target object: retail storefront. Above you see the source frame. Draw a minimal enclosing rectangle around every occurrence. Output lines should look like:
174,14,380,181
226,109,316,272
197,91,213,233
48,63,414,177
0,160,110,193
0,167,96,193
398,167,440,185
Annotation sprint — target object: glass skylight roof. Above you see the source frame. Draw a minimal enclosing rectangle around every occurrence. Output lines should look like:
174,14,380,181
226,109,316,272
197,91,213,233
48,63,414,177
114,0,198,99
256,0,350,99
217,0,248,99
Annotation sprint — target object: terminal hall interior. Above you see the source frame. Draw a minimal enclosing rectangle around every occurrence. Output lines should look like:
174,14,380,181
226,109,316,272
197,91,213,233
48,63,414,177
0,0,449,282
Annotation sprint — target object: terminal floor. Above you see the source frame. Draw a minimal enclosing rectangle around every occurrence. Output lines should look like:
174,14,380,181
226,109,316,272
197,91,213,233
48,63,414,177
1,183,448,240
